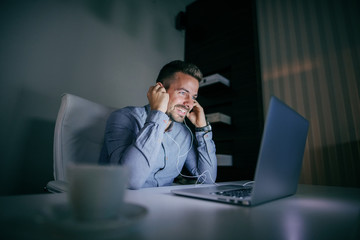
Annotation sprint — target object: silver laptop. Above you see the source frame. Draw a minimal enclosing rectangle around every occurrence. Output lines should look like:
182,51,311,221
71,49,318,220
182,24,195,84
172,96,309,206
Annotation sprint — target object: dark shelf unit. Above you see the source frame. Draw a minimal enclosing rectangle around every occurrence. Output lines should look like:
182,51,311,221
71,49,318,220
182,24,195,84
183,0,264,182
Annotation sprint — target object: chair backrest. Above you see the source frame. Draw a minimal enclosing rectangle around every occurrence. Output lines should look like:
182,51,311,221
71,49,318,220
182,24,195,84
53,93,115,181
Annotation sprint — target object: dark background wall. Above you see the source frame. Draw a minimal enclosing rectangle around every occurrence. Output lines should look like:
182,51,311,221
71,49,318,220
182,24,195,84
0,0,194,195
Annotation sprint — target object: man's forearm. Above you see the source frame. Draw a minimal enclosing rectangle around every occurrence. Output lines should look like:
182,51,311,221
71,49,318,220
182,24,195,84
185,131,217,183
109,110,169,189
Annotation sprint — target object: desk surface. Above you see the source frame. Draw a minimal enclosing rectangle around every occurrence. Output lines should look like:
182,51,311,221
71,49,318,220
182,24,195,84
1,183,359,240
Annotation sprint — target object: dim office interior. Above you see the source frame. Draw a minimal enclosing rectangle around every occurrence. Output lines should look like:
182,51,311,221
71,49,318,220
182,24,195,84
0,0,359,239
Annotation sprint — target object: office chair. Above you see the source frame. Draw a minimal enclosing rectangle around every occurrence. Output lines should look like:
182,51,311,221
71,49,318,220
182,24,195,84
45,93,115,193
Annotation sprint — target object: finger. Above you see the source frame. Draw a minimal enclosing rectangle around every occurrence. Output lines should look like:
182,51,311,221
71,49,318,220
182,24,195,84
156,83,166,93
194,99,201,106
148,86,156,94
151,84,162,93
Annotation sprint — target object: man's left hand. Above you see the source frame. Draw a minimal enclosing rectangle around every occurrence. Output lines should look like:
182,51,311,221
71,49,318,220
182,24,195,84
186,100,207,128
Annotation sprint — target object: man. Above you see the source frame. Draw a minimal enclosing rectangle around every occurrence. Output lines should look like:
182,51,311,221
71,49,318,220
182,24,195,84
99,60,217,189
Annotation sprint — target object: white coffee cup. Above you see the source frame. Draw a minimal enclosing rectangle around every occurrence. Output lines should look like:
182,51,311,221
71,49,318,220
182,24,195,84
67,164,128,222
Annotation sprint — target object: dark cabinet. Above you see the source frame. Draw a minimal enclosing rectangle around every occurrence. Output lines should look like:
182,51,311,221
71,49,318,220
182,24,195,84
181,0,264,181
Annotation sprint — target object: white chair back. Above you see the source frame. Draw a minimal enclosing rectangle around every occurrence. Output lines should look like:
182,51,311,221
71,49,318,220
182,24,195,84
46,93,115,192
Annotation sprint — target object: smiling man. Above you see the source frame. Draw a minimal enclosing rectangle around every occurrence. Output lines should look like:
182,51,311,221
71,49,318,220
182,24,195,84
99,60,217,189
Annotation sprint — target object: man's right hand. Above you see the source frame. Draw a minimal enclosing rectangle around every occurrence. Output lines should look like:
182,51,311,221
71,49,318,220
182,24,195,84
147,82,169,113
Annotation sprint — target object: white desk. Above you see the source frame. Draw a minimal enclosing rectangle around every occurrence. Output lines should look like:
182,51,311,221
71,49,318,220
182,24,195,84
1,183,359,240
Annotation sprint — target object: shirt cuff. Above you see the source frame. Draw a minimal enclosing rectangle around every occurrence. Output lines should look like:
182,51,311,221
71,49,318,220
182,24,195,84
146,110,170,130
195,131,213,145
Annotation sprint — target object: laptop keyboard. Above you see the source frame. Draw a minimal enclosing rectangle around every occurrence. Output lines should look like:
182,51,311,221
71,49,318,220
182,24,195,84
212,187,252,199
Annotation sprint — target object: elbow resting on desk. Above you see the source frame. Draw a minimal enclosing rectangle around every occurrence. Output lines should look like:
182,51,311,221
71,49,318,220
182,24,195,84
127,180,143,190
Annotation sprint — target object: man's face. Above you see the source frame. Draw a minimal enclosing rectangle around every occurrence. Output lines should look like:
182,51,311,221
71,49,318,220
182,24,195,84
165,72,199,123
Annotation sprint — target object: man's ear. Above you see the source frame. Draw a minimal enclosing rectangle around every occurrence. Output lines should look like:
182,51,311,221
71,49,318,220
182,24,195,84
157,82,165,88
158,82,170,93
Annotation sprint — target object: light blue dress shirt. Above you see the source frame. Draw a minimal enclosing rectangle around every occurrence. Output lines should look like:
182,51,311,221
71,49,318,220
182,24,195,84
99,105,217,189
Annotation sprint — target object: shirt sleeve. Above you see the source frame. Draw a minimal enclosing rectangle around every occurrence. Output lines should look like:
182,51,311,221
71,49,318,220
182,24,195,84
184,131,217,183
103,108,169,189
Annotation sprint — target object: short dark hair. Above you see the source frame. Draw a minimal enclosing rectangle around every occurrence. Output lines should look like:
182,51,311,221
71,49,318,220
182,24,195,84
156,60,203,88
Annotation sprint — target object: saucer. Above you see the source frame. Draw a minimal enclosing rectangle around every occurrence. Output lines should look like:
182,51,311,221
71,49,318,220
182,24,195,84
39,202,147,239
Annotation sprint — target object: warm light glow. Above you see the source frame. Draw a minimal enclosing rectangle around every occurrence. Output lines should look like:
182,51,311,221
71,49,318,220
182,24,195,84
262,58,318,81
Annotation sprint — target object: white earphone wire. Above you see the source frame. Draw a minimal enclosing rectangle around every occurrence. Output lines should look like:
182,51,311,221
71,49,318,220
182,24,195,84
166,120,218,186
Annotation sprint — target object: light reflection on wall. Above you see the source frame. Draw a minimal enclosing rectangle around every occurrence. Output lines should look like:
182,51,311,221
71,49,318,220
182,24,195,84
256,0,360,187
